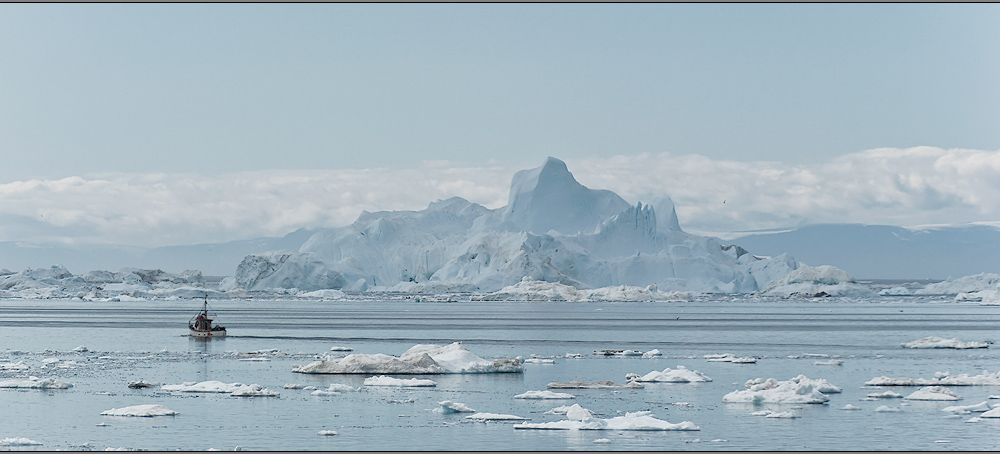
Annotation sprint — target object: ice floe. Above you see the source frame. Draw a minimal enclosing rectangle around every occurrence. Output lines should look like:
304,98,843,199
292,342,523,374
631,365,712,383
317,430,338,436
941,401,993,413
127,380,156,389
101,404,178,417
514,406,699,431
901,337,988,349
231,384,280,397
435,401,475,413
465,413,530,421
704,353,756,363
0,438,43,446
547,380,642,389
916,273,1000,296
764,411,798,418
903,386,961,401
0,377,72,389
875,405,901,412
161,381,243,393
364,376,436,387
814,360,844,366
866,370,1000,386
841,404,862,410
515,390,576,399
867,391,903,399
980,408,1000,418
722,375,839,404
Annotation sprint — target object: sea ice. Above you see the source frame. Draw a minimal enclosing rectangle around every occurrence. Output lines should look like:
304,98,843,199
435,401,475,413
100,404,178,417
515,390,576,399
979,408,1000,418
904,386,961,401
723,375,838,404
317,430,338,436
765,411,798,418
867,391,903,399
363,376,436,387
523,358,555,364
0,377,72,389
0,438,43,446
941,401,993,413
514,407,699,431
230,384,280,397
761,265,874,298
633,365,712,383
875,406,901,413
814,360,844,366
547,380,642,389
841,404,862,410
161,381,243,393
292,342,523,374
127,380,156,389
866,371,1000,386
329,346,353,351
901,337,988,349
465,413,530,421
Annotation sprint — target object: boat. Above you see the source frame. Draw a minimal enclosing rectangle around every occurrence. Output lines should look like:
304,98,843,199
189,296,226,338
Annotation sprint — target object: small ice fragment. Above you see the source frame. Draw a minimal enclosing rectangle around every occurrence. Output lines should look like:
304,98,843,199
814,360,843,366
841,404,862,410
317,430,338,436
101,404,178,417
436,401,475,413
875,406,901,413
593,438,611,444
466,413,530,421
514,390,575,399
765,411,797,418
329,346,353,351
867,391,902,399
363,376,436,387
904,386,961,401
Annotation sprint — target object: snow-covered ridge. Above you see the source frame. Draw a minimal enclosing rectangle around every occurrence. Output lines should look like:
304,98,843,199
228,157,802,294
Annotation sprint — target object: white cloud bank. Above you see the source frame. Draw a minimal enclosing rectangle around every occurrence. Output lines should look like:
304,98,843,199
1,147,997,247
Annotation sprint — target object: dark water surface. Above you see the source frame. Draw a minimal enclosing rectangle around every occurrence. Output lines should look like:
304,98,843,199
1,296,998,451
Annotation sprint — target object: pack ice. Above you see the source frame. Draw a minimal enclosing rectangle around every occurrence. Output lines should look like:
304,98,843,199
225,157,801,294
291,342,523,374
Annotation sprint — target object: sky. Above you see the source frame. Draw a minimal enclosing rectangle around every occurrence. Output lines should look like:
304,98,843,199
1,4,999,247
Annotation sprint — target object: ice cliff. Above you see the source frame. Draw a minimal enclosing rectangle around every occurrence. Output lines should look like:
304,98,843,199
227,157,800,294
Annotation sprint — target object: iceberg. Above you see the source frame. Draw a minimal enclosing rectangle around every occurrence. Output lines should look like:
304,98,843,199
515,390,576,399
903,386,961,401
230,384,280,397
917,273,1000,295
901,337,989,349
230,157,803,295
0,377,72,389
101,404,178,417
632,365,713,383
363,376,436,387
761,265,874,298
436,401,475,413
866,371,1000,386
292,342,523,374
722,375,839,404
514,406,699,431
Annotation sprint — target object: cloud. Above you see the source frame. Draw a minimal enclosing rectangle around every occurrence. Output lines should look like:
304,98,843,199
0,147,998,247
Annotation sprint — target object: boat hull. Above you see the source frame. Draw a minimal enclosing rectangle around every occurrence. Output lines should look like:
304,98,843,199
189,328,226,338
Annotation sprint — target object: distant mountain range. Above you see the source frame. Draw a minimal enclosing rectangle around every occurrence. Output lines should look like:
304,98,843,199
730,223,1000,280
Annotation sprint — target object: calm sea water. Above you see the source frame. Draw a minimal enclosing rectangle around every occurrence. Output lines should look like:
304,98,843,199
1,295,999,451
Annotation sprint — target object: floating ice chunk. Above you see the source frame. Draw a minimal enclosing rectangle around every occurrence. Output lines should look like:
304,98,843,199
875,405,901,412
620,350,644,356
0,377,72,389
634,366,712,383
72,345,90,352
239,357,271,362
162,381,243,393
317,430,338,436
310,389,340,397
515,390,576,399
731,357,758,364
941,401,993,413
101,404,178,417
642,349,662,358
436,401,475,413
866,371,1000,386
514,406,699,431
523,358,555,364
0,362,30,370
901,337,988,349
765,411,798,418
127,381,156,389
283,384,306,389
329,346,353,352
299,289,346,300
310,384,357,396
867,391,903,399
592,438,611,444
814,360,844,366
230,384,279,397
980,407,1000,418
705,353,737,362
545,405,575,415
0,438,43,446
723,375,837,404
565,353,583,359
841,404,862,410
879,286,912,296
750,411,771,416
904,386,961,401
465,413,530,421
364,376,436,387
547,380,642,389
762,265,874,297
293,342,522,374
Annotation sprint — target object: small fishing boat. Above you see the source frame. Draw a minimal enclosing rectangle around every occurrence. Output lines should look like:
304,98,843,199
189,296,226,338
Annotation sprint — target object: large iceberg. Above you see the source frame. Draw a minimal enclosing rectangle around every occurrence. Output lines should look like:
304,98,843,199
291,342,523,374
228,157,802,294
761,265,874,298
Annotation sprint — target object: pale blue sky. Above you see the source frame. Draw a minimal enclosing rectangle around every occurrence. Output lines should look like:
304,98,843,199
2,3,998,182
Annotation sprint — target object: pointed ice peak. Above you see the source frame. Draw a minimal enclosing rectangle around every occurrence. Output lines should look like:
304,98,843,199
501,157,630,235
650,197,682,232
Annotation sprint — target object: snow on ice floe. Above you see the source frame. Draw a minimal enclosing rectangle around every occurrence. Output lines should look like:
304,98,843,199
101,404,178,417
364,376,436,387
329,346,353,352
514,405,699,431
0,377,72,389
471,277,692,302
515,390,576,399
547,380,643,389
310,383,359,396
722,375,840,404
761,265,874,298
901,337,988,349
465,413,530,421
0,438,43,446
903,386,961,401
161,381,243,393
291,342,523,375
435,401,475,413
230,384,280,397
866,370,1000,386
980,408,1000,418
630,365,712,383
